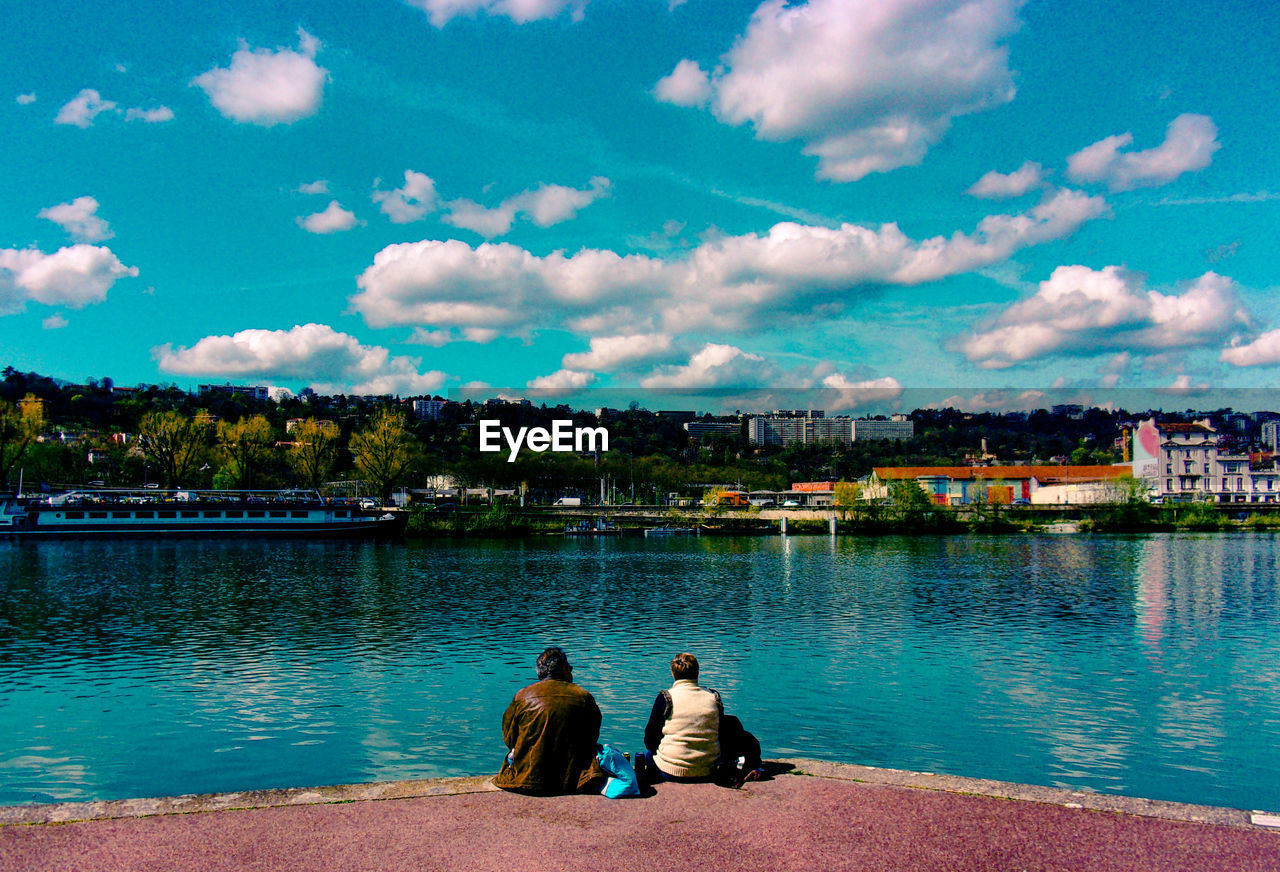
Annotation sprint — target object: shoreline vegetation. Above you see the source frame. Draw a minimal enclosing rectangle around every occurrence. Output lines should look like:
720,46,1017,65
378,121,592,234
6,366,1279,542
402,501,1280,539
1,367,1139,510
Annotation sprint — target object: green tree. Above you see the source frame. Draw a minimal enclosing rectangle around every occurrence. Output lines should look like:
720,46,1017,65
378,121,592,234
288,419,339,490
1103,474,1149,505
1087,474,1156,531
350,410,417,504
216,415,276,488
887,479,934,524
138,411,209,488
0,393,43,485
829,476,860,509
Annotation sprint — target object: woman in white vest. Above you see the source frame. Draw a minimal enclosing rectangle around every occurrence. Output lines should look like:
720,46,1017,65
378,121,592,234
639,652,723,781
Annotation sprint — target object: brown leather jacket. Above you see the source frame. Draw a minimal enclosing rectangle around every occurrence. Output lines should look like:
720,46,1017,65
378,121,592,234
493,678,603,794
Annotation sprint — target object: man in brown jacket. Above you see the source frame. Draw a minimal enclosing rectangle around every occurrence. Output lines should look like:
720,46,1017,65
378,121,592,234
493,646,604,794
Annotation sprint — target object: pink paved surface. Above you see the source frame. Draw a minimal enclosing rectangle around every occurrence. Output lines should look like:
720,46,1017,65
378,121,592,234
3,775,1279,872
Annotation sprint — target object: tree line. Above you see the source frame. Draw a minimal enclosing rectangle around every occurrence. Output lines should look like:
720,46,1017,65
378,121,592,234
0,365,1170,503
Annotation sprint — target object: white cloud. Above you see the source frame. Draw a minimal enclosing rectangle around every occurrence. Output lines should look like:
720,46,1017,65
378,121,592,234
1097,352,1130,387
1066,114,1219,191
297,201,359,234
562,333,675,371
55,89,117,127
521,177,611,226
124,105,174,123
640,344,778,388
154,323,447,395
927,389,1048,412
16,93,36,105
354,239,555,330
443,200,518,238
405,0,585,27
407,328,451,347
957,266,1251,368
0,244,138,314
372,170,438,223
527,369,596,390
299,180,330,195
353,188,1105,338
444,177,610,237
53,89,172,126
663,187,1106,329
1221,330,1280,367
967,161,1043,198
407,326,499,346
1166,374,1209,394
652,60,712,107
818,374,903,410
38,196,113,242
42,314,68,330
1156,191,1280,206
656,0,1022,181
192,29,326,126
341,369,448,396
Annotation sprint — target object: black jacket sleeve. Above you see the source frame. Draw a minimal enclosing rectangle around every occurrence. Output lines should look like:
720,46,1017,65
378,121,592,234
643,692,668,752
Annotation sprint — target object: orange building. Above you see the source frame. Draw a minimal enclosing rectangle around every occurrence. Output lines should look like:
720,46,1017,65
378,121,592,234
871,465,1133,506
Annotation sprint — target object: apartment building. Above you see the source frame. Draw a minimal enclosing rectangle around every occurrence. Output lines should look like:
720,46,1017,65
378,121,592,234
748,414,852,446
851,416,914,441
1149,419,1279,503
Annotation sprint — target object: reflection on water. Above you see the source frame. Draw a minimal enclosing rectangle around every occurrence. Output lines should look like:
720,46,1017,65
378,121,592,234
1,533,1279,810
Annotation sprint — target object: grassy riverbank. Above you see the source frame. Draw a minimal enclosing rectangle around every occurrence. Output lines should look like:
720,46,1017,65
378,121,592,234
401,503,1280,539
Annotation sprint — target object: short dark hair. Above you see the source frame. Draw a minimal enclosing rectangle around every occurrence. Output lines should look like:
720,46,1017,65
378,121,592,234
670,652,699,681
536,646,571,680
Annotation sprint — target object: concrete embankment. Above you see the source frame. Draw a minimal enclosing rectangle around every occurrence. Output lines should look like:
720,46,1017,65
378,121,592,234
2,760,1278,871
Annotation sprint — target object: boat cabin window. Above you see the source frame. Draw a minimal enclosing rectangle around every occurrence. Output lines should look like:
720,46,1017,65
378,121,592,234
158,511,176,519
291,511,307,518
135,511,154,519
180,511,198,518
64,511,84,520
89,511,107,519
269,510,286,518
203,511,221,519
247,510,264,518
334,509,348,518
112,511,130,519
225,510,243,518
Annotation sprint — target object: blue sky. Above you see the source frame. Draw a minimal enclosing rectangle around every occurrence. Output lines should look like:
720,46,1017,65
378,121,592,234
3,0,1279,412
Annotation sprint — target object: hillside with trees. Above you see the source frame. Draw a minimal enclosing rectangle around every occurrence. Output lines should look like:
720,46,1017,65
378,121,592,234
6,365,1258,502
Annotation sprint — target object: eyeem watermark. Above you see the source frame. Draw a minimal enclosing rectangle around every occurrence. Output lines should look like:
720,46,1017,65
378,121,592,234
479,419,609,462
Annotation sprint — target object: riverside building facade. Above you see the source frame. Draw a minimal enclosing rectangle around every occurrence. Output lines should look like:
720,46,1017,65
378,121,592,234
1136,419,1280,503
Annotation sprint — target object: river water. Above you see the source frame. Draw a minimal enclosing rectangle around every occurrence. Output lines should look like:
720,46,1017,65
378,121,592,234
1,533,1278,810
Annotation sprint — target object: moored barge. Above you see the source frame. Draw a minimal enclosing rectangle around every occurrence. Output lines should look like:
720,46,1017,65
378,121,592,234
0,489,407,539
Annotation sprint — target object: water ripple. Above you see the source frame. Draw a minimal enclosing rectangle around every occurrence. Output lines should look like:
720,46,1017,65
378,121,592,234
1,534,1279,809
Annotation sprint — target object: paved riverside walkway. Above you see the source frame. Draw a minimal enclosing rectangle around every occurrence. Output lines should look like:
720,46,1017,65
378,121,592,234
3,760,1279,872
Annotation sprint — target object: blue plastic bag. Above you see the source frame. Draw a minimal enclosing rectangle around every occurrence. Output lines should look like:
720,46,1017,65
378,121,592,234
595,743,641,798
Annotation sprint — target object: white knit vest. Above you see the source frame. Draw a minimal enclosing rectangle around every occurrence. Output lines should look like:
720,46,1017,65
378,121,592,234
655,679,721,777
